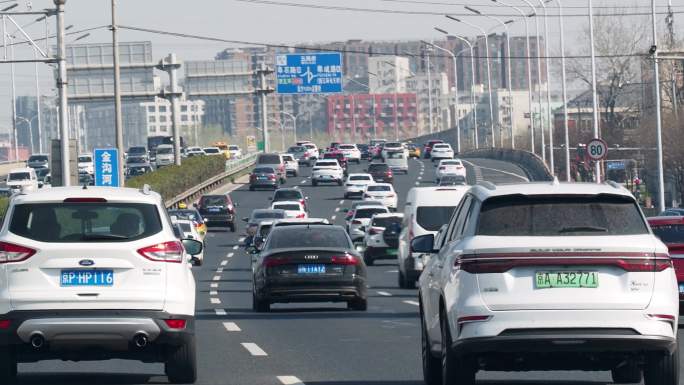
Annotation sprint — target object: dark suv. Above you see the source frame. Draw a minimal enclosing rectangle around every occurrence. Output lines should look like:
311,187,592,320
196,194,237,232
367,163,393,184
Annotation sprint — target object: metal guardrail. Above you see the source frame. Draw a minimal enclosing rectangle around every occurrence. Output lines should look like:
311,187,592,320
164,153,257,208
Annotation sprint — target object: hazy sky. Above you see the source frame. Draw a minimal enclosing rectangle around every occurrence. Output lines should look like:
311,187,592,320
0,0,679,126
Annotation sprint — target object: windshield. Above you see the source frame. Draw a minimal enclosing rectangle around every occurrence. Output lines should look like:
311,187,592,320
477,196,648,236
258,154,281,164
355,208,388,219
367,185,391,192
8,172,30,182
417,206,457,231
28,155,48,162
275,191,303,200
254,167,275,174
372,216,402,228
204,148,220,154
78,156,92,163
157,147,173,155
253,211,285,220
651,224,684,244
267,227,350,249
10,203,162,242
350,175,371,181
274,204,301,211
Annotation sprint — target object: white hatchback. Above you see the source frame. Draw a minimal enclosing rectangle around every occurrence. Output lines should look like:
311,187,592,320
416,182,679,385
271,201,308,219
435,159,467,182
0,186,203,383
344,173,374,199
362,183,398,210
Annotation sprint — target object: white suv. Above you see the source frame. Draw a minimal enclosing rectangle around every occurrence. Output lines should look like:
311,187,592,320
415,181,678,385
0,186,203,383
312,160,344,186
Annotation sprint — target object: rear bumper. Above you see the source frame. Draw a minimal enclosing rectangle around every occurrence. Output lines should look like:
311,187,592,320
203,214,234,224
0,310,194,362
259,278,367,303
251,180,278,188
366,246,398,260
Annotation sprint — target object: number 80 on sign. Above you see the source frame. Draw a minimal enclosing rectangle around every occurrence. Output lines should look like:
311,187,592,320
586,138,608,161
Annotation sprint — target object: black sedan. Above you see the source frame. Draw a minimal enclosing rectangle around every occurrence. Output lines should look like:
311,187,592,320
251,225,367,312
250,166,279,191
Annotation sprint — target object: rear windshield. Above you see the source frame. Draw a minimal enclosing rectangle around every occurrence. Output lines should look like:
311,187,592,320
254,167,275,174
368,185,391,192
267,227,350,249
258,154,281,164
204,148,220,154
350,175,371,181
352,201,383,209
200,196,227,207
8,173,30,181
229,146,239,150
304,144,316,149
355,208,388,219
442,161,461,166
253,211,285,220
387,152,405,159
316,161,337,167
373,216,402,228
179,222,192,232
169,210,202,223
385,142,401,147
275,191,302,200
288,146,305,153
274,204,300,211
339,145,355,150
417,206,457,231
434,144,450,149
10,203,162,243
157,147,173,155
651,224,684,243
477,196,648,236
78,156,92,163
129,147,146,154
282,155,295,162
369,164,389,171
28,155,48,162
127,156,147,164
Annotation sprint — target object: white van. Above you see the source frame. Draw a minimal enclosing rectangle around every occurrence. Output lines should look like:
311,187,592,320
385,150,408,174
397,186,468,288
155,144,175,167
6,168,39,193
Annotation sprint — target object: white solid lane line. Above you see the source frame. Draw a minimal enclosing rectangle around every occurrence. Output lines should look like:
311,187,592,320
403,300,420,306
220,260,228,266
227,252,234,258
377,291,392,297
210,298,221,304
210,291,218,296
278,376,304,385
223,322,241,332
241,342,268,356
212,275,221,281
210,283,218,288
386,269,399,273
214,309,226,316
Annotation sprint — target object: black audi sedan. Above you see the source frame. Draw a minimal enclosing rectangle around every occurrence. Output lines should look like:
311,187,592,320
251,225,367,312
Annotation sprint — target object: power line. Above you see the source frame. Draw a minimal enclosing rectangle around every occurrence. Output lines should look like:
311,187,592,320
232,0,684,17
7,25,109,48
375,0,682,10
119,24,650,60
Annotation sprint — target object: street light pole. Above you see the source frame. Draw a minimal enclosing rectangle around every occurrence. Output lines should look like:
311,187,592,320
552,0,571,182
537,0,554,174
54,0,71,185
16,116,36,154
447,15,495,148
588,0,601,183
424,44,435,134
423,40,460,153
281,111,299,144
652,0,666,212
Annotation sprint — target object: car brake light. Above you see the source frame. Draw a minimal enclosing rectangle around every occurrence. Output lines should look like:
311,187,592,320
457,315,491,325
264,255,291,268
164,319,187,329
269,174,277,180
63,198,108,203
648,314,676,321
296,213,306,218
0,241,36,264
0,320,10,329
138,241,184,263
332,254,359,265
352,220,362,225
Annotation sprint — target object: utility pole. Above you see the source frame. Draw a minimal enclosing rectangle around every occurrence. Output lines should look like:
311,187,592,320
34,47,43,154
110,0,125,182
256,63,274,153
157,54,183,166
652,0,666,213
5,18,18,161
55,0,70,185
588,0,601,183
667,0,678,118
425,44,435,134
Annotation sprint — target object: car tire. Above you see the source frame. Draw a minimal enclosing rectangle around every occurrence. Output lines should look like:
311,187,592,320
644,346,679,385
422,309,441,385
280,178,286,185
292,171,298,177
441,311,476,385
312,180,318,187
0,347,17,383
348,297,368,311
364,250,374,266
230,223,236,233
398,270,409,289
611,362,642,384
253,292,270,313
165,336,198,384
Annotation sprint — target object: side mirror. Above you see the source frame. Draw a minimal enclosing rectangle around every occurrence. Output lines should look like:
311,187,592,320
182,239,203,256
411,234,436,254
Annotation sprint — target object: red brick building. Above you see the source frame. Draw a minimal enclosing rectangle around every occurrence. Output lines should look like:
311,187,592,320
327,93,418,140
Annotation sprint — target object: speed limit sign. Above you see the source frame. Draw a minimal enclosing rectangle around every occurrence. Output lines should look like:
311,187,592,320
586,138,608,161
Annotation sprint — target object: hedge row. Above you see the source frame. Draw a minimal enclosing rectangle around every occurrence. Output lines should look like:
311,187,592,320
0,197,7,219
126,156,226,202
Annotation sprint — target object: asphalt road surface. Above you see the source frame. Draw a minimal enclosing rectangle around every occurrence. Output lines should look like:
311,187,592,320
17,158,684,385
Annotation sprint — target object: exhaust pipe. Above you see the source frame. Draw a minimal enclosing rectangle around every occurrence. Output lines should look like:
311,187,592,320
133,333,149,349
30,333,45,350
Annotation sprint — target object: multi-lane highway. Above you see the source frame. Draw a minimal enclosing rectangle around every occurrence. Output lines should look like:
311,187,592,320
16,157,684,385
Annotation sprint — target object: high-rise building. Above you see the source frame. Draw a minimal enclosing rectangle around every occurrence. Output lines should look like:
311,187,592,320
140,97,205,144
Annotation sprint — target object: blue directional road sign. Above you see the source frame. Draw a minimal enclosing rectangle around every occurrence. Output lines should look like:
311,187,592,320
94,148,120,187
276,53,343,94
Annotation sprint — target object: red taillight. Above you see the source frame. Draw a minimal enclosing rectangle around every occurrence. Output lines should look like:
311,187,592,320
352,220,362,225
300,199,306,206
269,174,277,180
63,198,108,203
648,314,676,321
137,241,184,263
332,254,359,265
250,174,256,180
346,210,355,219
164,319,187,329
457,315,491,325
0,320,11,329
456,253,672,274
0,241,36,264
385,171,392,176
264,255,291,268
296,213,306,219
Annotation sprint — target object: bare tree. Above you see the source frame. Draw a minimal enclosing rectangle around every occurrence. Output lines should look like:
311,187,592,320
568,7,649,145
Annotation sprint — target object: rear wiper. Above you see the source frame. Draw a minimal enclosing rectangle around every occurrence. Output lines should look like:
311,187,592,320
81,234,130,241
558,226,608,234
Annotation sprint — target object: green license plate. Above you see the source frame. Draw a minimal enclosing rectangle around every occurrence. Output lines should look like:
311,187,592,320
535,271,599,289
386,249,398,255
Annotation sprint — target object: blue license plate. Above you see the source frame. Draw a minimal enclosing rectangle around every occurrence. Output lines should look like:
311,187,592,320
61,270,114,286
297,265,326,274
208,207,221,213
679,283,684,294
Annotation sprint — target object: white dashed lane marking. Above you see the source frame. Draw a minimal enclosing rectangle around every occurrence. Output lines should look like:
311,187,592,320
209,290,218,296
223,322,241,332
220,260,228,266
403,300,420,306
212,275,221,281
210,298,221,304
339,200,344,204
278,376,304,385
331,215,336,221
214,309,226,316
233,245,239,250
239,237,245,242
227,252,234,258
377,291,392,297
386,269,399,273
241,343,268,356
335,207,340,212
210,283,218,288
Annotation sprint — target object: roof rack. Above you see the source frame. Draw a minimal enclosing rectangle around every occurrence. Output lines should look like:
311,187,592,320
477,181,497,191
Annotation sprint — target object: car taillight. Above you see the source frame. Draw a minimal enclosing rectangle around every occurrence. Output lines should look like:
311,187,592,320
296,213,306,219
0,241,36,264
138,241,184,263
0,320,10,329
264,255,291,268
457,315,491,325
385,171,392,176
164,319,187,329
269,174,277,180
332,254,359,265
455,253,672,274
352,220,362,225
250,174,256,180
300,199,306,206
346,211,355,219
